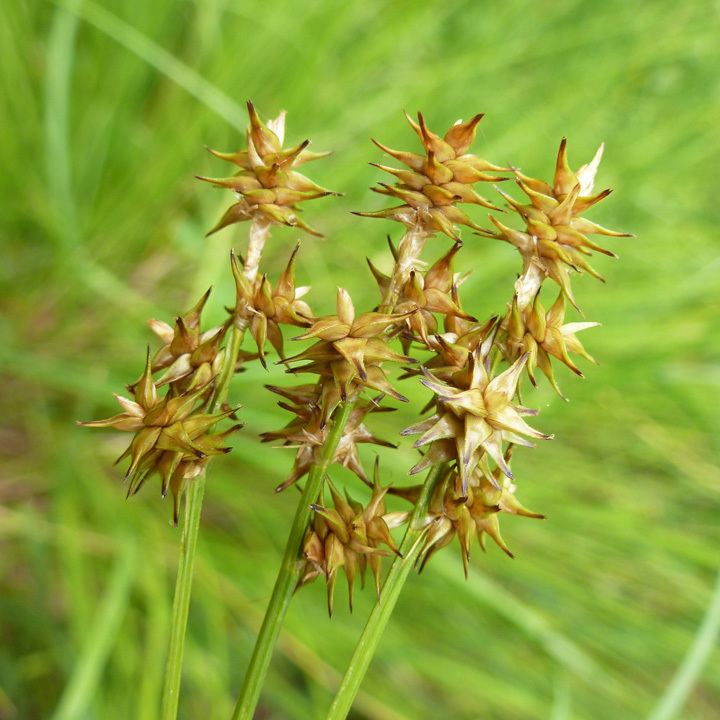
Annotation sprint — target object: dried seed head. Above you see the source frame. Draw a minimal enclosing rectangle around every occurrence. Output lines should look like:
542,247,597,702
200,101,338,237
263,395,395,492
231,244,314,366
356,111,509,239
411,459,544,573
482,139,632,308
282,287,414,410
297,466,402,614
142,288,227,392
391,244,475,349
502,291,599,397
402,350,551,491
80,350,241,523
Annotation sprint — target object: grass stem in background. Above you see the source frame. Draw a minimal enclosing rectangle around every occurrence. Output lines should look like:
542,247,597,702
52,541,137,720
647,568,720,720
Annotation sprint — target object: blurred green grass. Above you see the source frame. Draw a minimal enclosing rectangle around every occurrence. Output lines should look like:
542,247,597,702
1,0,719,718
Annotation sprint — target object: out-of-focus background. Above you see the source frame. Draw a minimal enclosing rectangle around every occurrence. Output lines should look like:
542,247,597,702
1,1,719,718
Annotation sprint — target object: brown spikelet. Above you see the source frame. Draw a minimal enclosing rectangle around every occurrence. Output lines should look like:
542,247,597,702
202,102,338,237
361,111,509,239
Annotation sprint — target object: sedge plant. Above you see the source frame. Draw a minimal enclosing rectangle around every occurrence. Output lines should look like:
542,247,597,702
82,102,630,719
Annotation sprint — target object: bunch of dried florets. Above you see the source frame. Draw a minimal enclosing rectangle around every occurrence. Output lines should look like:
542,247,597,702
284,113,626,604
80,294,240,524
82,103,630,720
82,103,335,524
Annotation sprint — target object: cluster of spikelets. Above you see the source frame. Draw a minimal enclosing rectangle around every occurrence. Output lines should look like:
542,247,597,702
83,103,628,612
298,460,406,616
81,103,335,524
200,101,337,238
355,111,507,239
80,292,241,524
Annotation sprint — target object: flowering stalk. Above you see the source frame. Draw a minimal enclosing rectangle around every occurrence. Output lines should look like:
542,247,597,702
322,111,629,717
232,400,356,720
82,101,336,719
160,224,262,720
233,220,421,719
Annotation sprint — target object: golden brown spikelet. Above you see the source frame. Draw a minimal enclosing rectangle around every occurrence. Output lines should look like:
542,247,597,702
200,101,338,238
262,395,395,492
402,350,551,491
356,111,509,240
142,288,228,392
502,291,599,397
408,458,544,573
297,464,402,614
390,243,475,349
483,139,632,308
230,243,314,366
80,350,241,523
281,287,415,410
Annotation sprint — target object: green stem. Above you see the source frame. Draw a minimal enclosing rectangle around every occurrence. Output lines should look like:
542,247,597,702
209,320,245,413
161,215,268,719
160,469,206,719
161,325,244,720
326,464,445,720
232,400,357,720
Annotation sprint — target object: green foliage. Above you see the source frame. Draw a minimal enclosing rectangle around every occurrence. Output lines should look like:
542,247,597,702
1,0,719,718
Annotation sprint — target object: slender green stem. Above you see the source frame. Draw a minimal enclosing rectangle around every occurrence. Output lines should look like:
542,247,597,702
326,464,445,720
160,469,206,719
161,324,245,720
209,320,245,413
161,217,268,719
232,400,357,720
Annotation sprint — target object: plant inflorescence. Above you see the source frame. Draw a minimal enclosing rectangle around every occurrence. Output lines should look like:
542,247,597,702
82,101,630,720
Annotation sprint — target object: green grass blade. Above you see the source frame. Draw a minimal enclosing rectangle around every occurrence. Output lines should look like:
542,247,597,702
433,559,605,683
56,0,244,128
51,540,138,720
44,0,79,250
647,568,720,720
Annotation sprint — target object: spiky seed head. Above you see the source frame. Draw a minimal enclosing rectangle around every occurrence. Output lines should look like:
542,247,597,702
408,461,544,571
201,101,338,238
502,291,599,397
357,111,508,239
482,139,632,308
80,351,241,523
297,471,403,613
